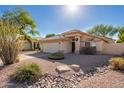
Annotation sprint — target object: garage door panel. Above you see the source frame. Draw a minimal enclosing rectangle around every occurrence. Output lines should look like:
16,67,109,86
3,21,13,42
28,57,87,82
43,43,59,53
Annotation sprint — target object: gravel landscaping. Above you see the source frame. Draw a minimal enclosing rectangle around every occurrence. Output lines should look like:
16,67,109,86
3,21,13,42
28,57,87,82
27,66,111,88
0,51,124,88
28,71,84,88
77,70,124,88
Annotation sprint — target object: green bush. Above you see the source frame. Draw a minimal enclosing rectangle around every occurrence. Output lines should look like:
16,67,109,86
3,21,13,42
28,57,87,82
11,63,41,84
109,57,124,70
48,53,64,60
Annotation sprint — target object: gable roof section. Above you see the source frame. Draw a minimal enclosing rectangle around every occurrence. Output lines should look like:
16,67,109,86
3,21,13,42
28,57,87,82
62,29,115,43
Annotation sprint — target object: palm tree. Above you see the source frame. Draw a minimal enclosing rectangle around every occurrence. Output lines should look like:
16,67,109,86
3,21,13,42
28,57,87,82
87,24,118,38
116,26,124,43
2,8,40,40
1,8,40,49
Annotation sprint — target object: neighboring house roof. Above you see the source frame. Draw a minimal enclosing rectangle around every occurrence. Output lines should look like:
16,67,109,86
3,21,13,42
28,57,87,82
40,29,115,43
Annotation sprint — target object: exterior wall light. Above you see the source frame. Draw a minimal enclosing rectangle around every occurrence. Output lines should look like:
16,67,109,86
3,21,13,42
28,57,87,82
75,38,78,41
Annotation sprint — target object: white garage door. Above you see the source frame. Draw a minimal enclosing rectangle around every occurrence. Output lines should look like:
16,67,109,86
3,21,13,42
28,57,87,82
43,42,60,53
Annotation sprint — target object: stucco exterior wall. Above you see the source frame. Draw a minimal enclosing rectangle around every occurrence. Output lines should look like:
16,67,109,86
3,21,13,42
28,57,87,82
103,43,124,55
95,41,105,53
81,35,89,41
74,36,80,54
60,41,72,53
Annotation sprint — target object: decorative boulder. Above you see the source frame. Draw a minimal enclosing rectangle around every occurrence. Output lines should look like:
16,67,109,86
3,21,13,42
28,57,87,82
70,64,80,71
56,65,72,73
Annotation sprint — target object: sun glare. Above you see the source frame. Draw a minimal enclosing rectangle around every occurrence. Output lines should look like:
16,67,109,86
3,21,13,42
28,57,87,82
66,5,79,13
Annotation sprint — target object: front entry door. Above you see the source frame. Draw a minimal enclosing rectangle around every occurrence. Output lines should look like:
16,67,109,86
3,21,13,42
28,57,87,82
72,42,75,53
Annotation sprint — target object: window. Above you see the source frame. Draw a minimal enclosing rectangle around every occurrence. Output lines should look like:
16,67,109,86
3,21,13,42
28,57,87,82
85,42,90,47
85,41,96,47
90,42,96,47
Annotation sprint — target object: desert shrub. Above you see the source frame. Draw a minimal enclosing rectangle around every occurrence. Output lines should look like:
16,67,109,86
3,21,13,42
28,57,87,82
80,47,96,55
48,53,64,60
0,19,21,65
11,63,42,84
109,57,124,70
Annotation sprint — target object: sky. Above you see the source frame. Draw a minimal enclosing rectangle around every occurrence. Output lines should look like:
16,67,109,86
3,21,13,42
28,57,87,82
0,5,124,38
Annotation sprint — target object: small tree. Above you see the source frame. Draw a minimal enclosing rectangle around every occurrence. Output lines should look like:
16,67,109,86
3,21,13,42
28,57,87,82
45,33,55,38
0,19,21,65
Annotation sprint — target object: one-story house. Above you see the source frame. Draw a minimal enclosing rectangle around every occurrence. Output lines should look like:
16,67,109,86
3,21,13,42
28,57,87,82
40,29,115,54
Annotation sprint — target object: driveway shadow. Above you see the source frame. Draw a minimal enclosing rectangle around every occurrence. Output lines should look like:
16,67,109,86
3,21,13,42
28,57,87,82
27,52,112,74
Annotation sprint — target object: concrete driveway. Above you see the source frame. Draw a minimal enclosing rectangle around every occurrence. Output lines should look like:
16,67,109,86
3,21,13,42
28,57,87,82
27,51,112,73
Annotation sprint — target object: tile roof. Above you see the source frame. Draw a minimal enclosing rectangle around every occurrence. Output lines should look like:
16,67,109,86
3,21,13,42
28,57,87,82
41,35,68,41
